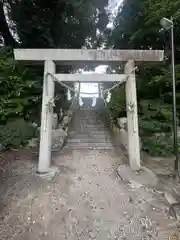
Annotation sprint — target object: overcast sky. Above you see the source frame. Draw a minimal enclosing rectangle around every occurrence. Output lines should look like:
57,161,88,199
109,0,123,17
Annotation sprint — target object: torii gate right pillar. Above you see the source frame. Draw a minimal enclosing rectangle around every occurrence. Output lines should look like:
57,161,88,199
125,60,140,170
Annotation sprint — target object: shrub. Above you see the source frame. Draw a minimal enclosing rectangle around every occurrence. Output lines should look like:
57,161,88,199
0,47,41,123
138,99,174,156
0,118,39,148
107,86,126,122
141,134,173,157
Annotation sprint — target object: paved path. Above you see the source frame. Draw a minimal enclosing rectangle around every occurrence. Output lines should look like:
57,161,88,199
0,148,178,239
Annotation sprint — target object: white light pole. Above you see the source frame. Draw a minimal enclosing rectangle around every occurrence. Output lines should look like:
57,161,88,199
160,17,178,172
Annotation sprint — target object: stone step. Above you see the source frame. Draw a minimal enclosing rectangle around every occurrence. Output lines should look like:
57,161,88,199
67,139,112,144
163,188,180,220
77,118,103,121
78,122,104,124
68,134,111,139
76,115,104,119
67,106,112,150
64,145,113,150
66,142,114,148
74,132,108,135
76,126,105,130
71,130,109,133
72,125,105,128
76,125,105,127
67,133,112,138
78,123,104,126
68,134,112,139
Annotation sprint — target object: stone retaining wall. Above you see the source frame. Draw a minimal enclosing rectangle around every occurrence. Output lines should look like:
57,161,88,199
106,114,141,152
51,110,73,151
27,107,75,152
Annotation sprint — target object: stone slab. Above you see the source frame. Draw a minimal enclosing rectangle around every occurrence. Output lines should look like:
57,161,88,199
164,192,179,206
52,129,67,151
117,164,158,188
14,49,164,64
36,166,60,180
54,73,128,82
27,138,39,147
171,205,180,221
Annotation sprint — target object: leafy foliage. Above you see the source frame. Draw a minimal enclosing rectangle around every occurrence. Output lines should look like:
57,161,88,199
107,86,126,121
142,134,173,157
106,0,180,156
139,99,172,134
0,48,41,123
0,118,39,148
0,0,109,148
4,0,108,48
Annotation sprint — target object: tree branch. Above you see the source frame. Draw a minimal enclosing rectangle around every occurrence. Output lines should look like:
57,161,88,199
0,2,16,47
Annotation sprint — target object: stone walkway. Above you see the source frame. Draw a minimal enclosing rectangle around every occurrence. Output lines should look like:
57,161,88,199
0,148,178,239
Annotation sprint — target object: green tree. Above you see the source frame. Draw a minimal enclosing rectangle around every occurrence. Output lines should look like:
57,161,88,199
0,0,109,115
0,47,41,123
107,0,180,156
0,0,109,147
2,0,108,48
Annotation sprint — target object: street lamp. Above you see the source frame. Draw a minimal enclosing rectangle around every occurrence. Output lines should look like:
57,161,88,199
160,17,179,173
160,17,173,30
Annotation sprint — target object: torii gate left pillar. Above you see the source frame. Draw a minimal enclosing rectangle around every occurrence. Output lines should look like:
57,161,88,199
14,49,164,175
38,60,55,173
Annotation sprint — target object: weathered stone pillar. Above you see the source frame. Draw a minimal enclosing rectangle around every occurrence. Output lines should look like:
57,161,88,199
77,82,81,106
38,60,55,173
125,60,141,170
98,83,101,98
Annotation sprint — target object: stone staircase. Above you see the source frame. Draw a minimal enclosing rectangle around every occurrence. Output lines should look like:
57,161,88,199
65,97,114,150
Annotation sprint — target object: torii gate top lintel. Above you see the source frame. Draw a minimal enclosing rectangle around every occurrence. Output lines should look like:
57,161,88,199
14,49,164,65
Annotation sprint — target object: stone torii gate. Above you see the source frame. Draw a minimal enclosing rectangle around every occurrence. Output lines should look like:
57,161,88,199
14,49,164,175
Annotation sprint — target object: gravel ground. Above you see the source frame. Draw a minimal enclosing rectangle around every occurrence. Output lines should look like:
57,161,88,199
0,148,178,240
